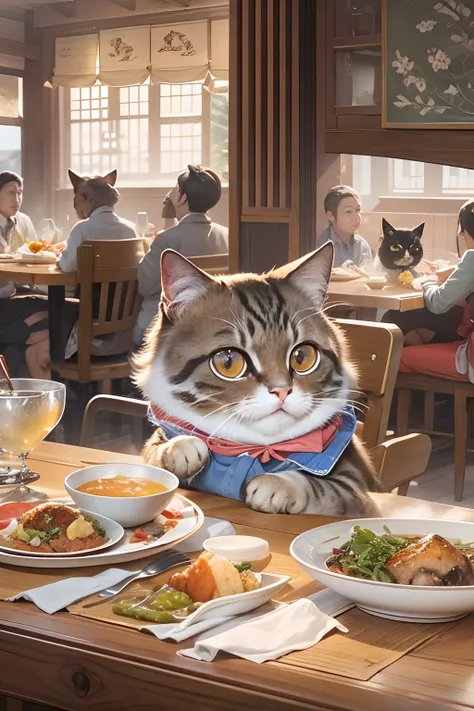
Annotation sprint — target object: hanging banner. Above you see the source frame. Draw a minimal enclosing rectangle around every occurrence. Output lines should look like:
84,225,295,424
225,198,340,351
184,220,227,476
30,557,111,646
99,25,150,86
151,21,208,84
210,19,229,81
52,34,98,88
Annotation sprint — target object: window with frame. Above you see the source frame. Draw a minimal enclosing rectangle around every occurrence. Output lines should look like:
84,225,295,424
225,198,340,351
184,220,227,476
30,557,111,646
60,81,228,188
344,154,474,202
0,73,22,175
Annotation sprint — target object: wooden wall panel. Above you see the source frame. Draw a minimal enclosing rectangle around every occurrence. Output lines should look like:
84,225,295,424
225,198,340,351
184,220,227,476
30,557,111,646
230,0,319,272
239,221,289,273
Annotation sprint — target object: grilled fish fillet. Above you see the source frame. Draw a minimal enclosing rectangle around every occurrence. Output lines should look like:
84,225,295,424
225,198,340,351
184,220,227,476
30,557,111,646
385,534,474,585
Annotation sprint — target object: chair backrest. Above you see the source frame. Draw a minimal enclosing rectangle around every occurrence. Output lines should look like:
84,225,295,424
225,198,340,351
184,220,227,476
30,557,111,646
334,319,403,448
76,239,144,380
188,253,229,274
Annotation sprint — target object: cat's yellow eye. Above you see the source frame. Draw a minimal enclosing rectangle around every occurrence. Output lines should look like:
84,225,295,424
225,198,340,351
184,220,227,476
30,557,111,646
210,349,247,380
389,244,403,251
290,343,320,375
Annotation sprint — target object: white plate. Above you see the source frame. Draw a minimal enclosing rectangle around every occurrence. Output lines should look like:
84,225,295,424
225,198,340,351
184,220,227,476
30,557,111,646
14,252,57,264
0,494,203,569
0,509,124,557
139,573,290,631
330,269,362,282
0,254,18,263
290,518,474,623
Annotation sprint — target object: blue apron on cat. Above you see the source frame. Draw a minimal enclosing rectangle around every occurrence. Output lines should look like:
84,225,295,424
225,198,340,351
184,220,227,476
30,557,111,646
148,407,357,501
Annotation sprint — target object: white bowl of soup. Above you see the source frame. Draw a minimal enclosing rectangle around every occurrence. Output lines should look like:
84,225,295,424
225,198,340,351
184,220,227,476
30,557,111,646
64,463,179,528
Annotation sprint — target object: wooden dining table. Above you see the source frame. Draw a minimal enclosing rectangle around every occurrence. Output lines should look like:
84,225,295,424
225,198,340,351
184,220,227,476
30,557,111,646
0,441,473,711
327,278,425,311
0,261,77,362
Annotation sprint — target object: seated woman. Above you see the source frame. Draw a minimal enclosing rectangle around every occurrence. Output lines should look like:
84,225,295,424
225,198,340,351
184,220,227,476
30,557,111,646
0,171,50,378
399,199,474,381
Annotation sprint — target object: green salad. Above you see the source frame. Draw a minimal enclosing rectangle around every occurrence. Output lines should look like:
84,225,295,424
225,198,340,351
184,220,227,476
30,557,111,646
327,526,409,583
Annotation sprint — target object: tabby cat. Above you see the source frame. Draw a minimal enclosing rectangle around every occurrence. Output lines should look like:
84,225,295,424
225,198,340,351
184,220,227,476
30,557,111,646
134,244,380,516
377,218,424,277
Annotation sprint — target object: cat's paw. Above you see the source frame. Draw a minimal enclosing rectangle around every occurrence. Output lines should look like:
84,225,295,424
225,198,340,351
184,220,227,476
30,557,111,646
142,434,208,481
245,473,306,514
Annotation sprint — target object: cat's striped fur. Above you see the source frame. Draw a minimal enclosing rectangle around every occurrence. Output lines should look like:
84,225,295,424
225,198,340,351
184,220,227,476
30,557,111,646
134,244,380,516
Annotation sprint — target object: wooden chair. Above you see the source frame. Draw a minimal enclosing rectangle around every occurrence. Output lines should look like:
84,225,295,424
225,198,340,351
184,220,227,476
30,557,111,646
51,239,143,391
396,294,474,502
81,319,432,495
396,375,474,501
188,253,229,274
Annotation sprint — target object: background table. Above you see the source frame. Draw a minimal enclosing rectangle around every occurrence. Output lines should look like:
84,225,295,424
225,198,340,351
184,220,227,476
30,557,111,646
327,279,424,312
0,262,77,362
0,441,473,711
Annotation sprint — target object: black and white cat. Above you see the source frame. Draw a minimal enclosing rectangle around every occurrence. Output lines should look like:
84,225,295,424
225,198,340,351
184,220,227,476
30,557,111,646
377,218,424,280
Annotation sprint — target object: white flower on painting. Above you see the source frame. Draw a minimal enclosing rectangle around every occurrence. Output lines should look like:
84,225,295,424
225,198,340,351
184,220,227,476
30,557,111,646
433,1,459,21
444,84,459,95
416,20,437,32
428,49,451,71
392,50,415,74
403,75,417,86
415,78,427,92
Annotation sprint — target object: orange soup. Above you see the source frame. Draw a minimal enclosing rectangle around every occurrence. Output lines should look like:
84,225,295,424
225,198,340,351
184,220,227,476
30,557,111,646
77,475,168,498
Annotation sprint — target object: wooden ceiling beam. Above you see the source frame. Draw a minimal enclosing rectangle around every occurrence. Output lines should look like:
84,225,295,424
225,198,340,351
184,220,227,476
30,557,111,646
109,0,137,10
48,1,76,17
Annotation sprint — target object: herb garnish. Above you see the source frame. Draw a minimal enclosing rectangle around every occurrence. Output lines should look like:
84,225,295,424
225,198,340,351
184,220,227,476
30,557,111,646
330,526,409,583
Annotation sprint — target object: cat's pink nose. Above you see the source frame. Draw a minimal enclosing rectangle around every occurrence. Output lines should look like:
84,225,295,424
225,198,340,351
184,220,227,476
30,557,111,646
270,387,292,404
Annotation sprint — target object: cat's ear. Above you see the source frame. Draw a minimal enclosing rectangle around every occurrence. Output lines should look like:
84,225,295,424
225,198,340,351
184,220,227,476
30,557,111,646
103,169,118,187
272,242,333,308
412,222,424,240
161,249,214,317
68,170,83,192
382,218,396,238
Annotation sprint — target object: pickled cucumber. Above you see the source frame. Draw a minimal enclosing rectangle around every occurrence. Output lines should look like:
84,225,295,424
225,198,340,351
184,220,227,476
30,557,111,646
112,585,194,624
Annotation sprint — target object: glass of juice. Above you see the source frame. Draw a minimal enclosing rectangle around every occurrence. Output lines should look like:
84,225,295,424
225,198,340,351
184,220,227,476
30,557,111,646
0,379,66,500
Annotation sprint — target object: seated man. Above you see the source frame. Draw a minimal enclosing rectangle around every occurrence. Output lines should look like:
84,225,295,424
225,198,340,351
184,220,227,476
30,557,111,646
0,171,48,378
316,185,372,268
135,165,228,346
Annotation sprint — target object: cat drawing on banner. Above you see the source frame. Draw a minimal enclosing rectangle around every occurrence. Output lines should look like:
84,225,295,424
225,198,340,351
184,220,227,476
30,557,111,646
158,30,196,57
108,38,136,63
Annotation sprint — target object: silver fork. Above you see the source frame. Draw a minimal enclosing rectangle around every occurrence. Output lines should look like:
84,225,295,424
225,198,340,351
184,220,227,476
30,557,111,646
82,549,191,608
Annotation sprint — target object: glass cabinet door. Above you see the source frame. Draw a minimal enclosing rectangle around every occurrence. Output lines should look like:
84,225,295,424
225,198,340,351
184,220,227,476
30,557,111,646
335,0,381,37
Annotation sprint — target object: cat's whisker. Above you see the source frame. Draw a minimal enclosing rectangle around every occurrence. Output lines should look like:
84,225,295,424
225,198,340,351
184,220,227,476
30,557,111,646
290,306,319,325
208,409,241,439
200,400,242,420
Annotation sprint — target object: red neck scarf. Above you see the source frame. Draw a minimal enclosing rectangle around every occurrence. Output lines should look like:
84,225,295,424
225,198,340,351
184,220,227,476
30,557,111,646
150,406,342,464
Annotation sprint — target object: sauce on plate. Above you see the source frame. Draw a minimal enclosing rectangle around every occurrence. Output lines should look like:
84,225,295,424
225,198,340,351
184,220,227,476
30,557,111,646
77,475,167,497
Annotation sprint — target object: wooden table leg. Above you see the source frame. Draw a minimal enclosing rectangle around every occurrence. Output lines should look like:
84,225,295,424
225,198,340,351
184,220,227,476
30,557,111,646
47,285,65,366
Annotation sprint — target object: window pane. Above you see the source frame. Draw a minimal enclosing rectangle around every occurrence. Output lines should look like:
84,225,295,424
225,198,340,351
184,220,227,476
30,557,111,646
393,159,424,191
0,126,21,173
442,166,474,192
160,122,202,175
211,92,229,179
335,50,381,106
0,75,22,118
160,83,202,117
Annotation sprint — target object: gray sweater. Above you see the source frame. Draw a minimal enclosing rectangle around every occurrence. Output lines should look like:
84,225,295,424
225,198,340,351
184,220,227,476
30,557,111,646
135,212,228,344
423,250,474,314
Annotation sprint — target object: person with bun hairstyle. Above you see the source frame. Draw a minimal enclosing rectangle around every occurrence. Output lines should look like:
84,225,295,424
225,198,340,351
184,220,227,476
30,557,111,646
135,165,228,345
399,199,474,380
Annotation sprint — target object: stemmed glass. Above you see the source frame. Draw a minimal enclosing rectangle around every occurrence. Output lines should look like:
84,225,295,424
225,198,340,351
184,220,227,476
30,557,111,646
0,379,66,501
136,212,149,238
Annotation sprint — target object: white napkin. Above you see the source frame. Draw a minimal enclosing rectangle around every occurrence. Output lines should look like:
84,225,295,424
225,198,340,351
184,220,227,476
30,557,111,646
175,517,235,553
178,599,348,663
7,568,133,614
143,600,283,642
307,589,354,617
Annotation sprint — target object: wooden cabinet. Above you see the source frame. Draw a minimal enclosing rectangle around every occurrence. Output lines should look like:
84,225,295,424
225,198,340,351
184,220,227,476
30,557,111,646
322,0,474,168
327,0,382,130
